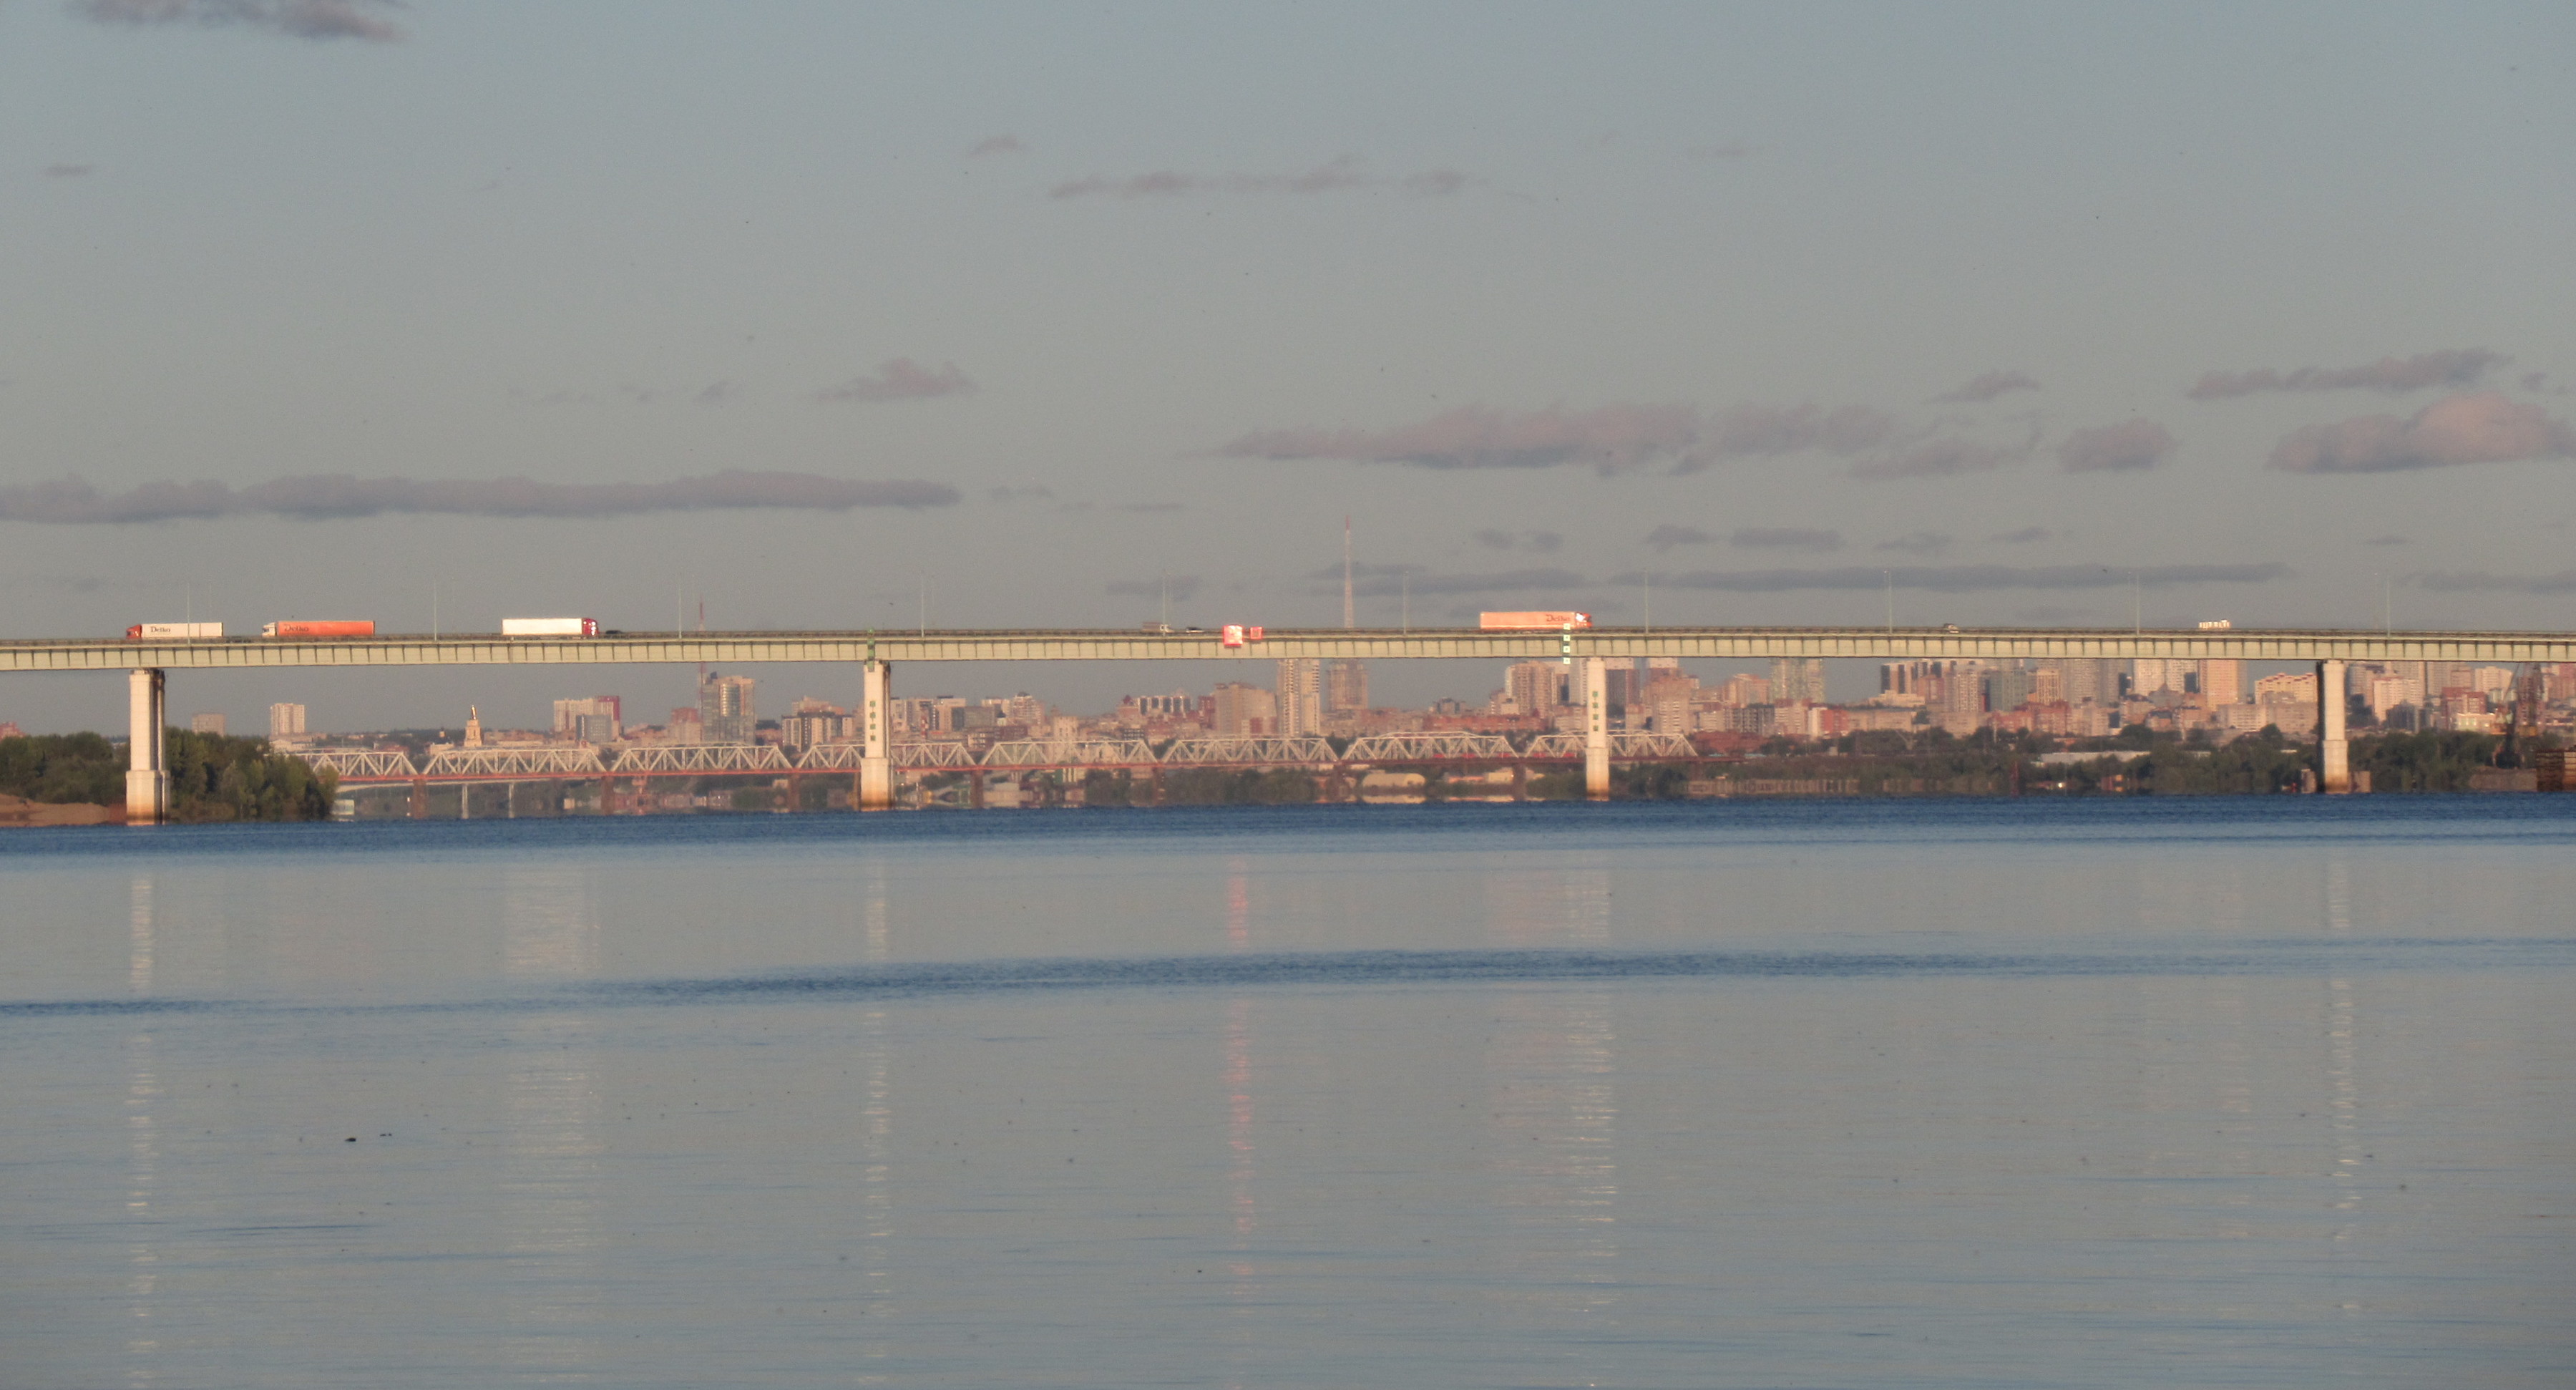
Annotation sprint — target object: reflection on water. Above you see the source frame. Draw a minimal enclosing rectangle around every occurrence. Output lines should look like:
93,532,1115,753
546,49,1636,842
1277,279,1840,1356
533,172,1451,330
3,804,2572,1389
124,874,160,1388
852,860,894,1381
1484,860,1618,1354
502,870,602,981
2322,855,2365,1257
123,1028,161,1389
499,870,605,1379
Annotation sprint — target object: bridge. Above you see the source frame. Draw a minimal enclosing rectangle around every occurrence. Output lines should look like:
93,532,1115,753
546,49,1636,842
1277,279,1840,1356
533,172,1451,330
303,729,1688,786
18,623,2554,820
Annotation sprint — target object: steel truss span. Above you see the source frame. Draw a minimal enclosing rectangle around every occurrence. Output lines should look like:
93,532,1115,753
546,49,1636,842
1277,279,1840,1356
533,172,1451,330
303,731,1700,784
14,625,2576,671
1342,732,1518,762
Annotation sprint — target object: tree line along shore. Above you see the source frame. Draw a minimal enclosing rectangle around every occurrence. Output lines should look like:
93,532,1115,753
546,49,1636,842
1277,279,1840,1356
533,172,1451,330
0,731,337,824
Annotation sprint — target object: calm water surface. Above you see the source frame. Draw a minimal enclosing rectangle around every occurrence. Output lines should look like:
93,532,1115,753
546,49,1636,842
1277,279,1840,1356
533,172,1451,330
4,799,2572,1388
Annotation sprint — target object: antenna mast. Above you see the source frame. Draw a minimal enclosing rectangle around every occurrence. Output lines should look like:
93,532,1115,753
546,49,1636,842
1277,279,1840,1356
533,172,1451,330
1342,516,1355,628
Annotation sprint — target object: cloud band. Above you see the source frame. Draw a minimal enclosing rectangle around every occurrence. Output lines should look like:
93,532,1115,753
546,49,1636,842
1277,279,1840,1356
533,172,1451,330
0,472,960,523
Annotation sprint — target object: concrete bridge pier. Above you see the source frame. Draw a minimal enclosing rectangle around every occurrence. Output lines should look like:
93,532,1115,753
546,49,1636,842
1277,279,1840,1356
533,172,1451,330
1583,656,1611,801
125,668,169,824
2318,658,2350,793
859,659,894,811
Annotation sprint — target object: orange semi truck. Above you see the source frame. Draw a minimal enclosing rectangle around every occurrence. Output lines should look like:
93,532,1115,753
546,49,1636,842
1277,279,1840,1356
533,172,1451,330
1478,611,1591,630
260,621,376,638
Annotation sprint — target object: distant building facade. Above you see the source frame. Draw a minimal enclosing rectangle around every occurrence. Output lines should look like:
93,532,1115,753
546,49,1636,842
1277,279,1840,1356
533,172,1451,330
699,673,756,744
1276,658,1324,737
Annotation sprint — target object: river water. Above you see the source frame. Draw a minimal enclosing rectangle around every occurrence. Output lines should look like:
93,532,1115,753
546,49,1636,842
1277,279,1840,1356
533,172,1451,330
4,799,2571,1388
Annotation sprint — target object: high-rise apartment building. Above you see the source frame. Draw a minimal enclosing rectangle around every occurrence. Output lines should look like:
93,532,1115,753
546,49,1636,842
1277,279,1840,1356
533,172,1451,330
1324,659,1369,714
1276,658,1324,737
2197,659,2245,706
1211,681,1277,737
2255,671,2319,706
699,673,755,744
1769,657,1826,704
1643,672,1697,735
553,696,623,744
1501,661,1569,718
268,703,306,739
1988,663,2036,711
190,712,225,736
1933,660,1985,735
2129,658,2175,696
2048,658,2112,704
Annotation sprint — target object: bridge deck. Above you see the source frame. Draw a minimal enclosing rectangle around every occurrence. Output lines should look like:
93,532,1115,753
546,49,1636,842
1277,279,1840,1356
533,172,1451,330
8,626,2574,671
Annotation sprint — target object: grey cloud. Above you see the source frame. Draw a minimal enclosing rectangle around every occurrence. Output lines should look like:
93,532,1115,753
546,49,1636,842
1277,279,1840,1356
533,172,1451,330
1653,563,2290,593
1221,401,1889,476
987,485,1056,503
1731,527,1841,551
1850,434,2026,481
1875,531,1952,555
1989,526,2051,544
2269,392,2575,473
1107,575,1201,600
1050,156,1470,200
1116,502,1186,513
693,381,740,406
0,472,958,523
2012,606,2092,623
44,164,95,178
1324,565,1584,600
2057,419,2176,472
1645,525,1713,550
1687,404,1894,470
2190,349,2503,399
75,0,404,42
1936,371,2040,404
1686,142,1753,160
2363,534,2407,546
2414,570,2576,595
967,135,1025,157
1473,529,1563,553
816,359,975,402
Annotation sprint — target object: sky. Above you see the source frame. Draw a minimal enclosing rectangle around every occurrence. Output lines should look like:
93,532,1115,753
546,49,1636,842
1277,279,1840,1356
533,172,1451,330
3,1,2572,733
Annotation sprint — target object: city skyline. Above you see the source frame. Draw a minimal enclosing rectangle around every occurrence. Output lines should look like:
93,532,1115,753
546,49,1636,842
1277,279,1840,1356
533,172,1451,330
4,3,2572,733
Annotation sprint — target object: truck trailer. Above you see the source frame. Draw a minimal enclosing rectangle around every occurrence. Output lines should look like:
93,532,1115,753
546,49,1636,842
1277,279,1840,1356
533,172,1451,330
261,621,376,638
501,618,601,637
1478,611,1591,631
125,623,224,640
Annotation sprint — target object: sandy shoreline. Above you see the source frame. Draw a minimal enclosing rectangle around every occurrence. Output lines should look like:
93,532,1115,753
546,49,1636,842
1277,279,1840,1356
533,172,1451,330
0,794,118,827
